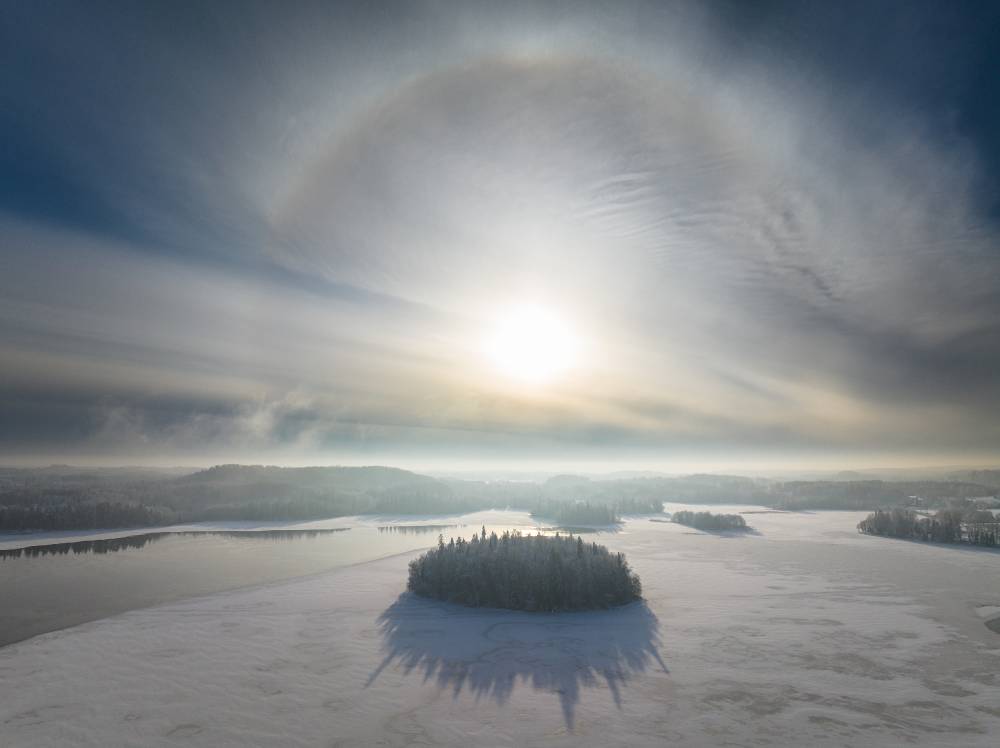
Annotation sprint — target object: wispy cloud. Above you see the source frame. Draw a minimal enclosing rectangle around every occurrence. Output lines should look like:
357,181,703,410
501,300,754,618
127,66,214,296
2,1,999,466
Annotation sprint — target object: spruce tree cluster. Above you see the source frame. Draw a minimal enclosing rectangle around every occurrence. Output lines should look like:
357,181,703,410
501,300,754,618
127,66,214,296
858,507,999,546
671,510,748,531
407,529,642,611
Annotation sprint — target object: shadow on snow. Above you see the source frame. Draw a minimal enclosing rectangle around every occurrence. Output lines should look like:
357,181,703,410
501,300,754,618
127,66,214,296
366,592,668,730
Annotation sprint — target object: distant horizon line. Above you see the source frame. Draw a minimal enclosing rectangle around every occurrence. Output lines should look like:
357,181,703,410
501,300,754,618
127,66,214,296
2,459,999,480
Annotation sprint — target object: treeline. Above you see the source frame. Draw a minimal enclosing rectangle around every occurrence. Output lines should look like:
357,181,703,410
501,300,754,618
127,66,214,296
603,474,997,510
0,466,473,531
608,496,664,514
531,500,619,525
3,463,997,532
651,474,770,505
770,480,995,510
0,528,347,560
408,529,642,611
857,508,999,546
671,510,749,531
0,502,174,531
0,465,664,532
0,533,163,559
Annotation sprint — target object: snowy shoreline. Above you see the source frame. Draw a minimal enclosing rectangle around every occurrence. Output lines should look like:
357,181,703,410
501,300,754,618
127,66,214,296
0,517,358,551
0,509,537,551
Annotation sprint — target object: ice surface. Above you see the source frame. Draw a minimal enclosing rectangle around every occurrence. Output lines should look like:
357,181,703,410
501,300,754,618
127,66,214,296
0,509,542,551
1,509,998,746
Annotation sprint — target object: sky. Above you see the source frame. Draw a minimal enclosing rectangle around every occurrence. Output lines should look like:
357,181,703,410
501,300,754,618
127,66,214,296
2,0,1000,471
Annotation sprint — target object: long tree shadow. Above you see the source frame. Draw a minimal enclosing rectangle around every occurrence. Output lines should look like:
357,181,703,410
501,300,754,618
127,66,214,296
366,593,668,730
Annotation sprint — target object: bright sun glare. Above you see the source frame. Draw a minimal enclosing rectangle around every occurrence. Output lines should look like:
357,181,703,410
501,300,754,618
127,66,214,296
484,304,580,385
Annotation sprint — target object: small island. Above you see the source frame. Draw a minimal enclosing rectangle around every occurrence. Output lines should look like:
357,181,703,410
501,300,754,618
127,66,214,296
407,529,642,611
671,510,749,532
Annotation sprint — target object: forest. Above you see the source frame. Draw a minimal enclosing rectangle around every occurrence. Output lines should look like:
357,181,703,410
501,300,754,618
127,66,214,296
0,466,663,531
530,499,620,525
0,463,996,532
857,508,999,546
407,529,643,611
671,510,749,531
0,501,173,531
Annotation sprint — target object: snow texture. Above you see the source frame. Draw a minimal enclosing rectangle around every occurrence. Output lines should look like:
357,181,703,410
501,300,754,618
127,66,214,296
1,509,999,746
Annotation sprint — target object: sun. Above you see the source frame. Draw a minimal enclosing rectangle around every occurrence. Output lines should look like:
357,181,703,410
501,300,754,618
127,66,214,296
483,304,580,385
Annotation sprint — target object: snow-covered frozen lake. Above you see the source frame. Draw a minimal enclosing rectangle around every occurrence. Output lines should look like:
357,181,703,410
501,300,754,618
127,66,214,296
0,513,556,647
1,507,998,746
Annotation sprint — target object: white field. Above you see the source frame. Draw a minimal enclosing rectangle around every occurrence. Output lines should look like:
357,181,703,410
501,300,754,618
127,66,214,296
1,507,999,747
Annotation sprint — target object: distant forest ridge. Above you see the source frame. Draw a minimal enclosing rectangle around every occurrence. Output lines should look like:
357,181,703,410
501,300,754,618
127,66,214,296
0,464,997,531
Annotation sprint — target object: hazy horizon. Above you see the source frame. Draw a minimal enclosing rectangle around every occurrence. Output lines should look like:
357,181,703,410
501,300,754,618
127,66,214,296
3,455,999,482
